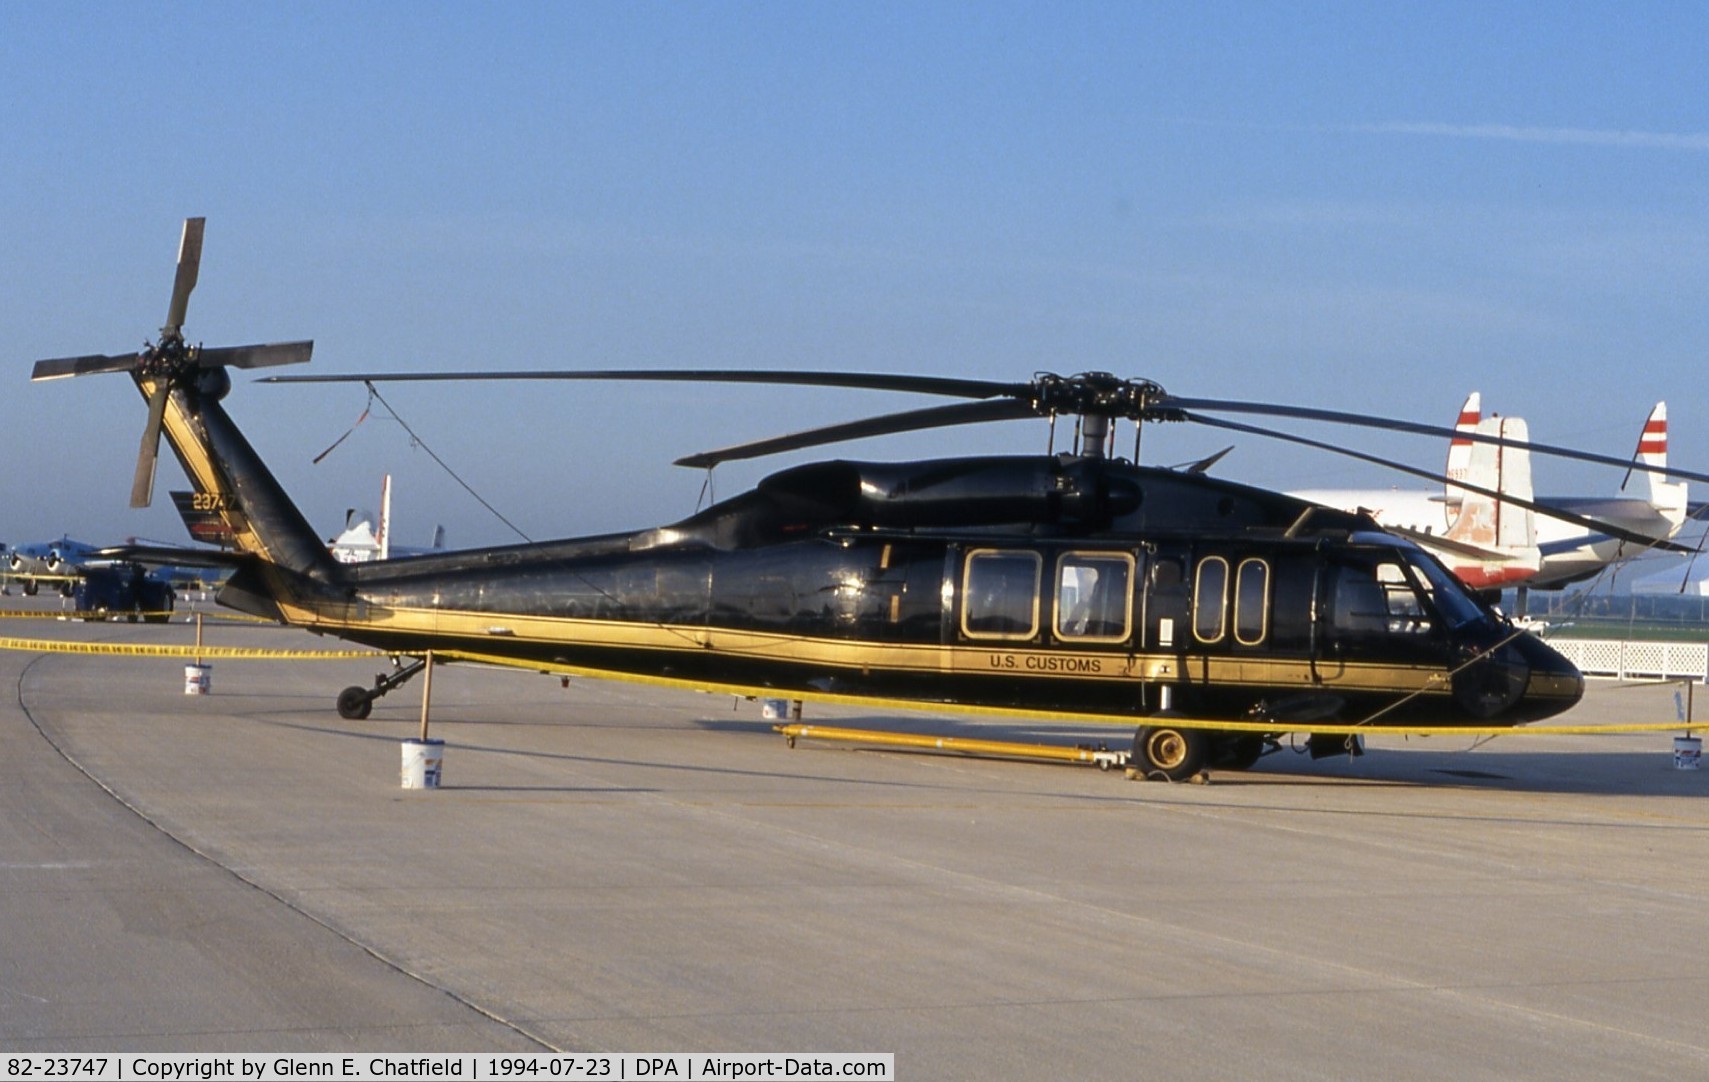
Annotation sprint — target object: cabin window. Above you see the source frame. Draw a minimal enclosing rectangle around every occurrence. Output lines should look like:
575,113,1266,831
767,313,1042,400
1192,556,1229,643
962,549,1042,639
1234,558,1269,645
1054,553,1134,642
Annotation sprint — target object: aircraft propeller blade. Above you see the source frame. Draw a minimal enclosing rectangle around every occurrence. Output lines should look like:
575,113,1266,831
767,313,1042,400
675,398,1040,469
163,217,205,335
1181,410,1696,554
130,381,171,508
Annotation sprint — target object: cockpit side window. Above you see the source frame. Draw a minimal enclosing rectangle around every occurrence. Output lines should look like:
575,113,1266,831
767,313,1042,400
1327,555,1437,636
1376,562,1430,633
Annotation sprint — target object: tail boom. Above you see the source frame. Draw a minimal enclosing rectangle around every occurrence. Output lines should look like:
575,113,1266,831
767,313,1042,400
147,370,349,622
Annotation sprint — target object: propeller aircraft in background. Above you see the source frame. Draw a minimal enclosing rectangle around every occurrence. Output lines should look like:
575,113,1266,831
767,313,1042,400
1295,396,1696,609
0,534,182,619
3,536,98,596
326,476,448,564
1295,404,1542,593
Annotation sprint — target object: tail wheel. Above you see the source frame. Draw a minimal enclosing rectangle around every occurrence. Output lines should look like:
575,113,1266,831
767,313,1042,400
337,686,374,720
1133,723,1206,781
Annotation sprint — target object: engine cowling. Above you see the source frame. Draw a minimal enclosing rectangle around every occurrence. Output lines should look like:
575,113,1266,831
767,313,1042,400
757,457,1143,529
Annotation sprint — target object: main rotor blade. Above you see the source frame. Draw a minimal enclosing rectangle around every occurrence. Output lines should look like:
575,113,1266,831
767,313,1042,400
1183,411,1696,553
31,351,143,381
200,340,314,369
164,217,205,335
130,382,171,508
258,368,1028,399
675,398,1041,469
1165,396,1709,488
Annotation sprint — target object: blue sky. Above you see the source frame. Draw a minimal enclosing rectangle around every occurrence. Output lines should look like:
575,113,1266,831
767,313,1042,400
5,3,1708,550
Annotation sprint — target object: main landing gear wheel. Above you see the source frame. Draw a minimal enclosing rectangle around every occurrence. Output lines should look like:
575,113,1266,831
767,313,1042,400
1130,722,1207,782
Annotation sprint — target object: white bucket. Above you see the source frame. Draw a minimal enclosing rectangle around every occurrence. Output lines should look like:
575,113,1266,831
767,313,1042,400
1673,736,1701,771
760,698,792,721
184,663,212,695
401,738,445,789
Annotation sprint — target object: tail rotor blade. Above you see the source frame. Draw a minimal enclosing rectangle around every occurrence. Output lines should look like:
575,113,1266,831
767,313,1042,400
163,217,205,335
130,382,171,507
199,340,314,369
31,351,143,381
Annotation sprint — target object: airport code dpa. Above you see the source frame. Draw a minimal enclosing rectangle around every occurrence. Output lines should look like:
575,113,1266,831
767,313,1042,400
2,1057,895,1082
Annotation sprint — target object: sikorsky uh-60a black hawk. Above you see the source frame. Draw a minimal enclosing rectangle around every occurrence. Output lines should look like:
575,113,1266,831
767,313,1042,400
29,218,1709,779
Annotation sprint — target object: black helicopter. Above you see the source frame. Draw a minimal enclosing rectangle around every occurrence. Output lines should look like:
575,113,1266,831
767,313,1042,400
31,219,1705,779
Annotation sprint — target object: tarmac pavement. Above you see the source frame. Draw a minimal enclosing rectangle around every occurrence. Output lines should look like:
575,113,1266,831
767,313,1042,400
3,604,1707,1078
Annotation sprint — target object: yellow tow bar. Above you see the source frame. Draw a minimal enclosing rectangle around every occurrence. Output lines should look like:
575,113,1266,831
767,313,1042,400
775,723,1129,770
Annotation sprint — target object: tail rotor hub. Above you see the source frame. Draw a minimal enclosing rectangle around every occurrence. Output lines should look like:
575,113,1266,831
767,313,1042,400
25,217,312,507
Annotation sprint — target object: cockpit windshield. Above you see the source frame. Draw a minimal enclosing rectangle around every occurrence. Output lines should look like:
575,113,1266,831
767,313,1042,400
1398,548,1488,630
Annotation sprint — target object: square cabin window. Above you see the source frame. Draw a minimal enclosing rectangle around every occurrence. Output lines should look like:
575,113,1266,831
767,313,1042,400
962,550,1042,639
1055,553,1134,642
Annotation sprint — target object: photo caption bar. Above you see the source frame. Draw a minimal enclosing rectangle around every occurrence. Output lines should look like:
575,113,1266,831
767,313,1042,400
3,1055,895,1082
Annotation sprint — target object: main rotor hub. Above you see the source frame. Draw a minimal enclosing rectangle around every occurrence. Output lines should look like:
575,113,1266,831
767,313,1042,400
1030,373,1179,422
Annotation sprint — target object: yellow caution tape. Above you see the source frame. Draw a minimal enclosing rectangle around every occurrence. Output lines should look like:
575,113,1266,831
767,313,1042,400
0,608,278,624
0,609,171,620
777,724,1127,763
0,637,381,660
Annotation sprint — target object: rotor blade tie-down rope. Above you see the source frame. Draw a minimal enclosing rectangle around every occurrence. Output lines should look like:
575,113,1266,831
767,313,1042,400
312,385,374,465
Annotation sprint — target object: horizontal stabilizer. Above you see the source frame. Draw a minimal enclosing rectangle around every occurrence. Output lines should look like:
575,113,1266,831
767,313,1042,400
91,543,252,569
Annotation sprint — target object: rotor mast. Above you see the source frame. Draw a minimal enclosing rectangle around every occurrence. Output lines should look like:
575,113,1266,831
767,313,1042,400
1079,412,1109,458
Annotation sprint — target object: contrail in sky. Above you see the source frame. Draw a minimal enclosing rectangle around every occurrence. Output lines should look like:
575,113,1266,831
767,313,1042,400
1351,122,1709,151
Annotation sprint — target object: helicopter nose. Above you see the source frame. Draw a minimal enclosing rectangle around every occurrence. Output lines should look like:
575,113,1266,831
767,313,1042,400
1512,634,1584,721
